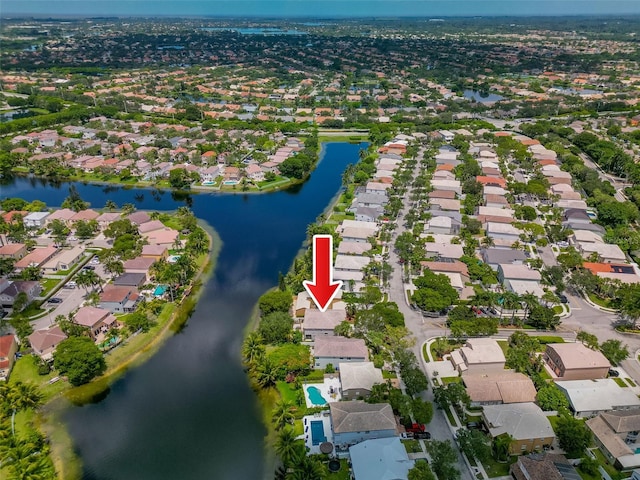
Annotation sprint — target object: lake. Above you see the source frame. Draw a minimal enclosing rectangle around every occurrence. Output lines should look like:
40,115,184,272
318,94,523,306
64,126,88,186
462,89,505,103
0,141,368,480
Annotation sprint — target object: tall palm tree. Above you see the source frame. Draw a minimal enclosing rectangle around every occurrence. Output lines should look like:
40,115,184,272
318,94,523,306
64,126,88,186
242,332,265,366
275,427,301,468
272,400,295,431
500,291,522,326
0,382,42,437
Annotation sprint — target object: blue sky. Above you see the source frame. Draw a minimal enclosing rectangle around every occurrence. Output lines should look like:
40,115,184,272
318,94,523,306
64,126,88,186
3,1,640,17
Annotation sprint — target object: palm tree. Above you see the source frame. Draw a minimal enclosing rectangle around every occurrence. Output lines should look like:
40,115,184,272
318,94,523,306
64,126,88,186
104,259,124,279
272,400,295,431
500,291,522,326
287,454,327,480
275,427,301,468
186,229,208,255
254,357,278,389
104,200,117,212
76,269,102,293
2,439,54,480
493,433,514,462
242,332,265,366
481,236,494,248
0,382,42,437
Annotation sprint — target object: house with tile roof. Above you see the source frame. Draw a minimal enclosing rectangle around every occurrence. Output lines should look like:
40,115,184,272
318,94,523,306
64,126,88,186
544,343,610,380
329,401,398,448
483,403,555,454
313,336,368,370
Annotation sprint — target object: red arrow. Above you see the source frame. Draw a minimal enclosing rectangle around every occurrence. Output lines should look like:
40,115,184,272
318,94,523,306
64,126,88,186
303,234,343,312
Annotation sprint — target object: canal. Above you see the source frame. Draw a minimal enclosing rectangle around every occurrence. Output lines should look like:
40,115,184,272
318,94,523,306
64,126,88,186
0,141,368,480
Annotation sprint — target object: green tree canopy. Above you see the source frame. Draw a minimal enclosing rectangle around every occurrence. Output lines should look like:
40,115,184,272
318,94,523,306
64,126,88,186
556,414,592,458
258,311,294,344
258,290,293,316
53,336,106,386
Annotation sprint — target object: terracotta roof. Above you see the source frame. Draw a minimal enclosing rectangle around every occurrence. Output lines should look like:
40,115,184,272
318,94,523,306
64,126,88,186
27,326,67,354
100,285,137,303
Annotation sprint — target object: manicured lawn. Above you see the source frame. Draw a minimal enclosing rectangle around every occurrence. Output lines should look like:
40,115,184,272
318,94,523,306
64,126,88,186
497,340,509,356
627,378,637,387
547,415,559,432
482,456,517,477
10,355,68,402
301,369,326,382
382,370,397,379
325,458,351,480
535,336,565,346
423,342,430,362
592,448,625,479
443,406,457,426
402,439,423,453
276,381,301,405
614,377,629,388
587,293,614,309
40,277,61,295
553,305,564,314
441,376,461,384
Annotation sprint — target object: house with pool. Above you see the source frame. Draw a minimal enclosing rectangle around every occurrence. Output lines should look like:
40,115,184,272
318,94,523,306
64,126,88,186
330,401,398,450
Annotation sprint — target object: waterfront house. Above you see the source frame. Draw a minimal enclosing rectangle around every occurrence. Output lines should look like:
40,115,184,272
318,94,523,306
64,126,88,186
141,244,169,261
23,211,50,228
123,256,157,281
28,326,67,361
349,438,414,480
99,285,141,314
330,401,398,448
73,306,119,340
339,361,384,400
0,334,18,381
302,310,346,341
313,336,368,370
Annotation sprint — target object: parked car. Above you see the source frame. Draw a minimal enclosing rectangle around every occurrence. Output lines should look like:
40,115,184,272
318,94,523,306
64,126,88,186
559,294,568,304
82,265,95,270
47,297,63,304
609,369,620,377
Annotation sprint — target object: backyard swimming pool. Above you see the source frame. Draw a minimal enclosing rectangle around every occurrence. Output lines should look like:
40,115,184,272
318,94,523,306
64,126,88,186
153,285,167,296
310,421,326,446
306,386,327,406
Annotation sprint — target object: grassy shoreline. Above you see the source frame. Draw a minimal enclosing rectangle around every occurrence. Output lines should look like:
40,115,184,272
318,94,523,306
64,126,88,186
245,142,371,478
31,221,221,479
10,135,368,197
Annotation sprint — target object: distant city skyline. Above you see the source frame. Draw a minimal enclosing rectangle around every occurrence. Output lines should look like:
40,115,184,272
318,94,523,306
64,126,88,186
4,1,640,18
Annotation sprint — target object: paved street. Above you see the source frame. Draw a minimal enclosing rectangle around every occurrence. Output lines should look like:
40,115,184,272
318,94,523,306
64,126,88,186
381,144,640,480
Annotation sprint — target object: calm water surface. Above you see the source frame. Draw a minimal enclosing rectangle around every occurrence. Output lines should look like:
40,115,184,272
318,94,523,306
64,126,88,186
0,141,367,480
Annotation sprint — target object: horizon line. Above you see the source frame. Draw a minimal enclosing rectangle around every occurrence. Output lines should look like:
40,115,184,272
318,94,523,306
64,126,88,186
4,13,640,19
